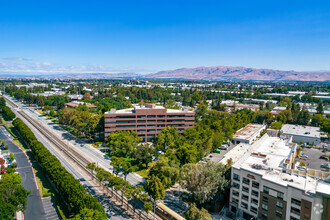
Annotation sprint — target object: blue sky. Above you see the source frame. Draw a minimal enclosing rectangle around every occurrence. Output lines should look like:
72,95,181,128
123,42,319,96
1,0,330,74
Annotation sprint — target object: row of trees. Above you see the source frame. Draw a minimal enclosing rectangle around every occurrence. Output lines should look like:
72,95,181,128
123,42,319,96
2,106,16,121
86,164,151,214
13,118,106,218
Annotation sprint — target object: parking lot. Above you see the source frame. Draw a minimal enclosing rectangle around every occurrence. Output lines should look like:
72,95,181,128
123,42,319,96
297,148,330,171
204,142,236,162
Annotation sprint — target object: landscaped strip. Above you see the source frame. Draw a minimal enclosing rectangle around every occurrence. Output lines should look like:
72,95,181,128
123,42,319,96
13,118,107,219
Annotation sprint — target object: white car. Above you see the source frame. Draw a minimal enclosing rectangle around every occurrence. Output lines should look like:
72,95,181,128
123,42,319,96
219,144,229,150
300,153,308,158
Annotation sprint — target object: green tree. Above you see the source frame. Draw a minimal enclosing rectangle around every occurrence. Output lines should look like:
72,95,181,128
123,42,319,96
153,127,179,151
74,208,107,220
148,156,179,189
9,153,15,162
180,162,228,204
0,173,30,219
144,175,165,218
184,203,212,220
317,102,324,115
106,131,141,157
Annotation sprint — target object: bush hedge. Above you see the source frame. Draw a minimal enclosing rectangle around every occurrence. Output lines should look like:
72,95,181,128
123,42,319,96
13,118,106,218
2,106,16,121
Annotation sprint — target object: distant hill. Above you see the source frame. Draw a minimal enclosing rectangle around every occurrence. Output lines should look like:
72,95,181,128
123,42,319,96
144,66,330,81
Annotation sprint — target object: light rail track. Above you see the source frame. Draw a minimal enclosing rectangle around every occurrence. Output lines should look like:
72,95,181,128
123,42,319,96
4,96,179,220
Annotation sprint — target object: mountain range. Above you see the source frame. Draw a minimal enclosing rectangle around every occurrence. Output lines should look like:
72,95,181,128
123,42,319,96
0,65,329,81
145,66,330,81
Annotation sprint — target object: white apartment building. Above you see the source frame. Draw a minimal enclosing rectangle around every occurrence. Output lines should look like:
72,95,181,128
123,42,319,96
229,134,330,220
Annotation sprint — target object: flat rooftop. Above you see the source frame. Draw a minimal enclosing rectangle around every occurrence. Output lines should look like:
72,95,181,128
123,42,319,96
281,124,321,138
233,124,265,141
233,135,329,195
105,104,194,114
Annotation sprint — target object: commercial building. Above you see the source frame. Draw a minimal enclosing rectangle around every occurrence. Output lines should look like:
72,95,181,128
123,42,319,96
233,124,266,145
229,134,330,220
66,101,97,108
104,104,195,142
281,124,322,145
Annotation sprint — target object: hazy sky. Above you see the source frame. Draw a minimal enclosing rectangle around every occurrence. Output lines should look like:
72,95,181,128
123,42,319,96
1,0,330,74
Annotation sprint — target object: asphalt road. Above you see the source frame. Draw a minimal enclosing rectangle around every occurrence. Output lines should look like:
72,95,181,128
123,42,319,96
0,126,46,220
5,95,188,217
5,97,130,219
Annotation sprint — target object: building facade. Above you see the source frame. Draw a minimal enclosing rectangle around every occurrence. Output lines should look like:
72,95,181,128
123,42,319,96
229,134,330,220
104,104,195,142
281,124,321,145
233,124,266,145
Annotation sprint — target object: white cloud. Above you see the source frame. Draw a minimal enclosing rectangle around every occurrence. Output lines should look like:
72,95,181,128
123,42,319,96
3,57,32,61
0,61,132,74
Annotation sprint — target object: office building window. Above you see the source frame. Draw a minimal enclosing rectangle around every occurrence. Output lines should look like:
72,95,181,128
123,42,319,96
277,192,284,199
232,190,239,197
241,194,249,201
233,173,240,181
243,177,250,185
250,206,258,214
251,198,258,206
276,201,283,208
251,190,259,197
233,182,240,189
241,202,248,209
291,207,300,216
276,210,283,218
261,212,267,220
263,186,269,194
262,196,268,203
252,181,259,189
291,198,301,206
232,198,239,204
262,204,268,211
290,217,299,220
242,186,249,193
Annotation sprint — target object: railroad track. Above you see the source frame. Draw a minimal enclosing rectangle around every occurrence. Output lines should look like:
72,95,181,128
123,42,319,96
4,96,175,220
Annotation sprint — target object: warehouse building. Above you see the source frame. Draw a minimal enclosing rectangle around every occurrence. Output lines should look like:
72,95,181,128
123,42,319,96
281,124,322,145
104,104,195,142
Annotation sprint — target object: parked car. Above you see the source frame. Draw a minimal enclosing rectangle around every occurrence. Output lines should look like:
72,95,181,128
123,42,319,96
219,144,229,150
320,164,330,169
297,165,306,171
300,153,308,159
319,156,329,161
80,144,85,147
